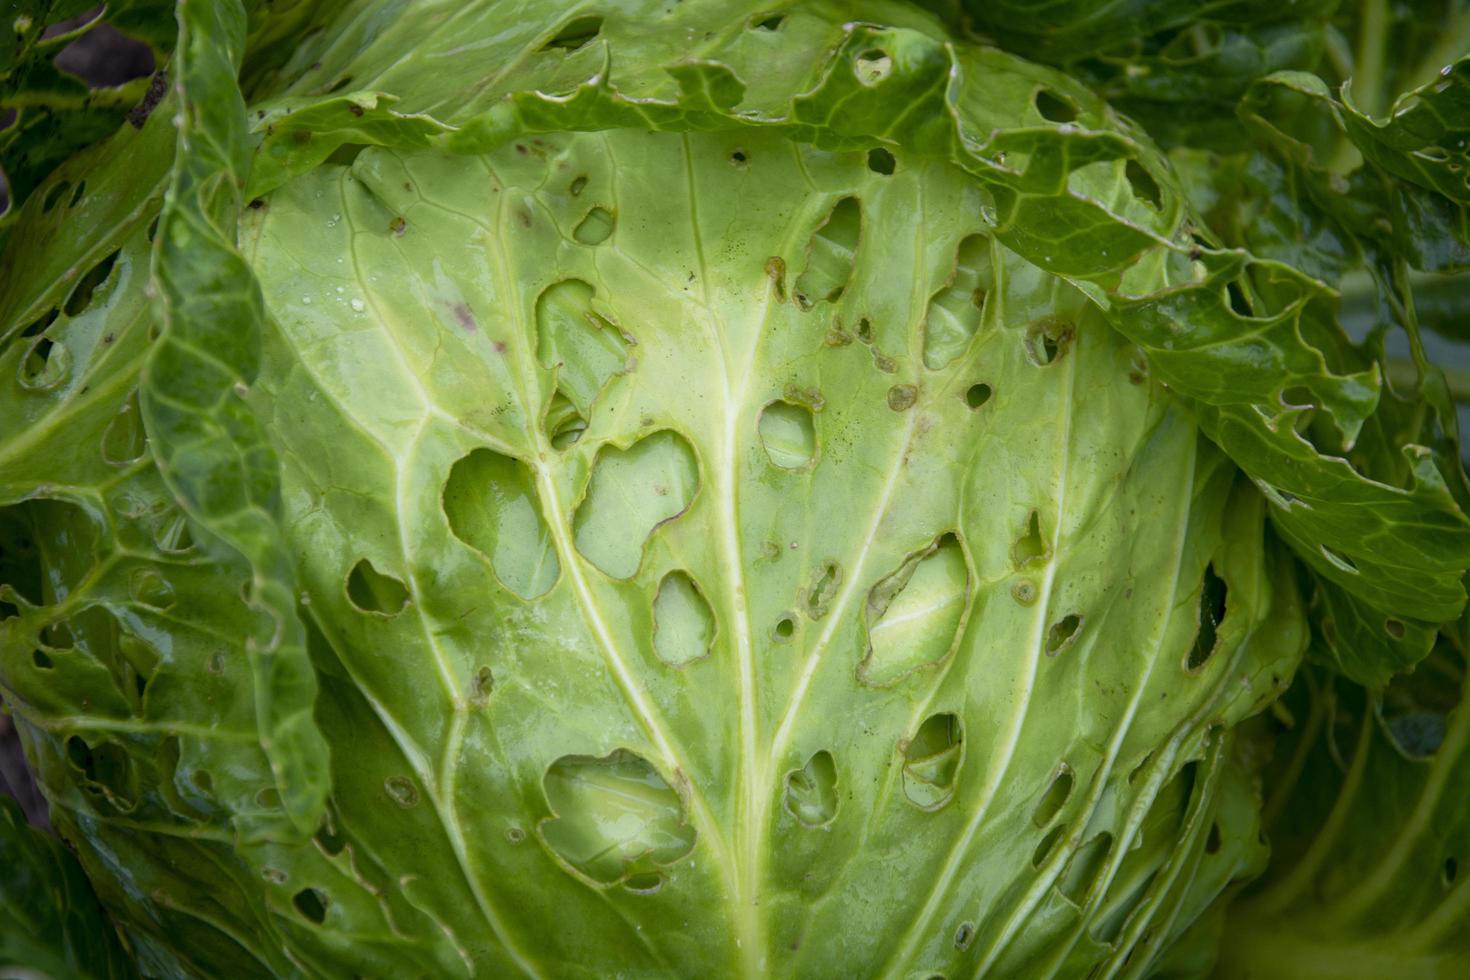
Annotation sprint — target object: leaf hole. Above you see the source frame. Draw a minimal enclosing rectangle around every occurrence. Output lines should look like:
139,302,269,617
42,182,70,213
1279,385,1314,409
63,249,120,317
1225,280,1253,317
923,234,992,369
794,196,861,309
573,206,615,244
32,649,53,669
783,749,838,826
1033,765,1074,827
1012,509,1048,567
867,147,896,175
315,816,346,855
18,334,71,391
901,713,963,810
623,872,664,894
1205,821,1222,854
1320,545,1358,575
293,888,328,925
1046,614,1082,655
1035,89,1078,122
1445,857,1459,887
750,12,785,30
965,383,992,409
1024,317,1073,366
854,49,893,85
20,308,59,338
1032,824,1065,868
1385,618,1406,640
954,922,976,950
542,749,696,884
445,448,561,597
345,558,410,616
863,535,969,686
573,432,700,580
1058,833,1113,904
730,148,749,167
805,560,841,619
653,571,715,667
384,775,420,808
1187,563,1227,670
542,15,603,52
774,615,796,640
1124,159,1162,209
758,400,817,469
101,391,147,466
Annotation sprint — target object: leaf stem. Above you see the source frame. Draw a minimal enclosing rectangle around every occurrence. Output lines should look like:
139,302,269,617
1387,358,1470,403
1353,0,1389,116
1402,9,1470,95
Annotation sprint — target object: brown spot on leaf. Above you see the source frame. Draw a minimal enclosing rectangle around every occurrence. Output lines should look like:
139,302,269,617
453,304,477,332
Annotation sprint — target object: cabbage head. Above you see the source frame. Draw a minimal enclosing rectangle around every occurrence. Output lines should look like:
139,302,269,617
1,1,1468,978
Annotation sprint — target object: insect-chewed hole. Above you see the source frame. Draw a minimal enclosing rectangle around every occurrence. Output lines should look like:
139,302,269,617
652,570,715,667
793,196,861,310
63,249,120,317
293,888,328,924
42,181,70,213
1046,614,1082,655
1225,280,1253,317
805,560,841,619
862,534,968,686
1012,509,1048,567
867,147,896,175
573,207,614,245
783,749,838,826
573,431,699,580
1035,89,1078,122
1033,765,1074,827
1187,563,1227,670
854,49,893,85
1124,159,1162,209
1024,317,1074,366
445,448,560,598
541,749,696,884
345,558,410,615
541,15,603,51
900,712,963,810
1320,544,1358,574
758,400,816,469
965,383,992,409
1058,832,1113,904
1032,823,1065,868
750,12,785,30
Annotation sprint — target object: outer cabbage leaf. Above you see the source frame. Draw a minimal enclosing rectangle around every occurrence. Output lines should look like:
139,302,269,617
237,2,1469,691
1218,633,1470,979
0,795,136,979
0,0,173,234
0,1,1315,976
